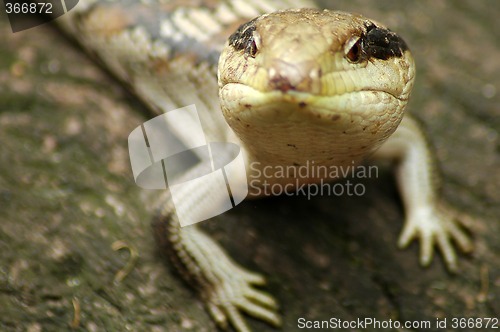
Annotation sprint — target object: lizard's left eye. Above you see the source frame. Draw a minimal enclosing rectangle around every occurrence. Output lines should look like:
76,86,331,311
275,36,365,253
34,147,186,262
344,36,363,63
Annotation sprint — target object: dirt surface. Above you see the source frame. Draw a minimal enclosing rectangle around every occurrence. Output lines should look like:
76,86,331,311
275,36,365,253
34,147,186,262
0,1,498,331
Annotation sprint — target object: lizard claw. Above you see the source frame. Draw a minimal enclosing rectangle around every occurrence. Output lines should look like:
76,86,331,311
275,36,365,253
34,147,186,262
185,227,281,332
203,263,281,332
398,202,473,272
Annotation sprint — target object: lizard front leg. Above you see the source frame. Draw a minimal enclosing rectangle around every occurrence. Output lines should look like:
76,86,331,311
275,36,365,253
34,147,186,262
152,170,281,332
374,114,473,271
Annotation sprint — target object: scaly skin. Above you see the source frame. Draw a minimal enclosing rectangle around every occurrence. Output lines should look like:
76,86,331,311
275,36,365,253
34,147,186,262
50,1,473,331
158,8,473,332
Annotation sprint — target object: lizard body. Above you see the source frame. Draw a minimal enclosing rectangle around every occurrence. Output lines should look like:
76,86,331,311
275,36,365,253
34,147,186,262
49,1,473,330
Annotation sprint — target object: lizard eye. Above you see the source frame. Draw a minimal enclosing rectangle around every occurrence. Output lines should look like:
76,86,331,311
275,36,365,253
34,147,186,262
244,32,260,58
228,18,260,58
344,36,363,63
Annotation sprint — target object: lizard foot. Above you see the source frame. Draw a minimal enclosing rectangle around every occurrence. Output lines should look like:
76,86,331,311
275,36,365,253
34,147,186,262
203,264,281,332
186,228,281,332
398,202,474,272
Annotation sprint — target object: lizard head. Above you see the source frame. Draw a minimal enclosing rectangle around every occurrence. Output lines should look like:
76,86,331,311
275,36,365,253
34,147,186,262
218,8,415,167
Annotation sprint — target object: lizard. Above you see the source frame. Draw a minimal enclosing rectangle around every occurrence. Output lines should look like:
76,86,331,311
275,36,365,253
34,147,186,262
48,0,474,330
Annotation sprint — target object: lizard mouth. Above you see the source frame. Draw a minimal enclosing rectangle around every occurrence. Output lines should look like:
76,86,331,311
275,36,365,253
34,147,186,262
219,82,405,123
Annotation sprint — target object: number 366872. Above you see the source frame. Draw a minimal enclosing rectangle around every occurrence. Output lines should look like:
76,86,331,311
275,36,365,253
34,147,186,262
5,2,53,14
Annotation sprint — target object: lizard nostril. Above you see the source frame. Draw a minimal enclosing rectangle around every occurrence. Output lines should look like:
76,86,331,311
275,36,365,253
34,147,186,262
269,69,295,92
268,60,318,93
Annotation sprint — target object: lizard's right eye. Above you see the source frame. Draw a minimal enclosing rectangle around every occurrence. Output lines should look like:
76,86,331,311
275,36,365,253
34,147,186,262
244,35,258,58
228,18,259,58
